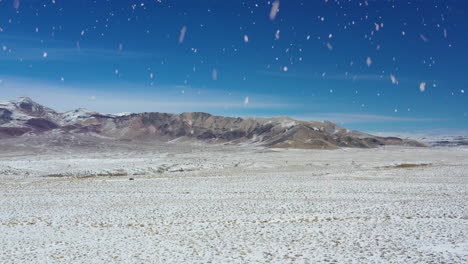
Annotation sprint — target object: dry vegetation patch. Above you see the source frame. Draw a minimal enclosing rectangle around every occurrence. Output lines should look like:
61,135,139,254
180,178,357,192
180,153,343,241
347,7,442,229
382,163,432,169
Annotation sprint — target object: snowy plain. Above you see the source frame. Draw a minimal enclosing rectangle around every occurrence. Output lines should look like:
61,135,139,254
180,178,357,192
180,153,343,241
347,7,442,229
0,137,467,263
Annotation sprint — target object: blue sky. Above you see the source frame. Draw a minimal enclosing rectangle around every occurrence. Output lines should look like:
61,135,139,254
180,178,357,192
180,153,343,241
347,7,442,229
0,0,467,135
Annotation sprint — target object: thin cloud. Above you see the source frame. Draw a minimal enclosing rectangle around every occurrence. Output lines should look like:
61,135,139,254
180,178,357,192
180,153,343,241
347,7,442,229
0,46,160,62
256,70,391,82
0,76,296,114
0,34,161,62
292,113,438,124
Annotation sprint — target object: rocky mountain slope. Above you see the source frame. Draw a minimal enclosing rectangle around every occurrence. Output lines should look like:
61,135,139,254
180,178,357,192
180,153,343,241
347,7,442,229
0,97,425,149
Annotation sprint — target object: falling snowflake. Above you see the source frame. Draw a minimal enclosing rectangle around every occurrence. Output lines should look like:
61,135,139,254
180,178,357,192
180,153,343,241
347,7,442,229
179,26,187,44
390,74,398,85
419,34,429,42
244,96,249,105
419,82,426,92
42,52,48,58
13,0,20,9
243,35,249,43
275,30,280,40
366,57,372,67
269,1,280,21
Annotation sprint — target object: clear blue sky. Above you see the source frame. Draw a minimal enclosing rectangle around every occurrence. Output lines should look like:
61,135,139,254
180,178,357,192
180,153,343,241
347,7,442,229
0,0,467,135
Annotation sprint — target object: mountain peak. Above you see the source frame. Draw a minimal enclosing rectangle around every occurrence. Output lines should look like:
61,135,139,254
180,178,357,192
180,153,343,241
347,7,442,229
0,97,61,123
11,96,45,110
12,97,36,104
0,97,36,106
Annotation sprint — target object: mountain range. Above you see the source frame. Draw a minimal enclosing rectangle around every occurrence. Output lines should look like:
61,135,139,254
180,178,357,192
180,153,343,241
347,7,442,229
0,97,425,149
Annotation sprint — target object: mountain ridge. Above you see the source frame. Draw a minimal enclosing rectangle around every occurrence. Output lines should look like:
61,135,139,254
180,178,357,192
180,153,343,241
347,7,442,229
0,97,426,149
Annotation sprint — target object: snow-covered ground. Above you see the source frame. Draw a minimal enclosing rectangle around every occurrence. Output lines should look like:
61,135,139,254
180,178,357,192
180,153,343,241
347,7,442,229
0,141,467,263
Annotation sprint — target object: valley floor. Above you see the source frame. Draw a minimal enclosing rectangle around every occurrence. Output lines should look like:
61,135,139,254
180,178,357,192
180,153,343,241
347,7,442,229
0,142,467,263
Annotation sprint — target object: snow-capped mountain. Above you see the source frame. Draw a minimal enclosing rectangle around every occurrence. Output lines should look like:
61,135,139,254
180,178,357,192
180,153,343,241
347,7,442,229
0,97,426,149
0,97,62,126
